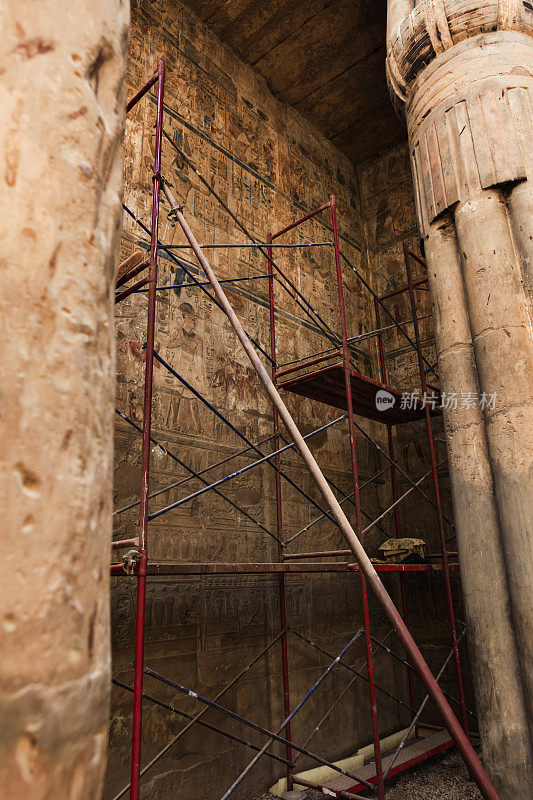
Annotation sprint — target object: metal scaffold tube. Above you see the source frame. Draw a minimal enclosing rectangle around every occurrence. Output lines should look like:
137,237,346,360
330,194,385,799
268,232,294,791
370,633,477,722
114,409,279,543
128,59,165,800
350,415,456,532
152,349,342,526
374,297,416,720
112,631,286,800
113,680,294,767
403,242,468,734
283,464,391,547
218,631,366,799
143,637,374,791
122,202,274,366
161,128,341,351
161,182,501,800
384,630,467,779
339,249,439,381
146,413,346,522
130,273,273,293
293,638,388,766
113,429,278,518
289,627,415,714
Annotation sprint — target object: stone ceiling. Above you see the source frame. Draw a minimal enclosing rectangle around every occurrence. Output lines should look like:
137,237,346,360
182,0,406,164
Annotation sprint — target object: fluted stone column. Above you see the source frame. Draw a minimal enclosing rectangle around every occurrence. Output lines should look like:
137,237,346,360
0,1,128,798
387,2,533,797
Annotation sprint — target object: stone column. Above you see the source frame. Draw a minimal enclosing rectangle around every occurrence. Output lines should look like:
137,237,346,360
425,216,532,796
387,2,533,798
0,2,128,799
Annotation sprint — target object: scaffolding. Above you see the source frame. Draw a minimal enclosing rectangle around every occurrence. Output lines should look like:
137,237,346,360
110,62,499,800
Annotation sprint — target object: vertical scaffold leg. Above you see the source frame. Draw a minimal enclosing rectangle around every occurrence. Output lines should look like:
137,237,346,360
163,183,501,800
128,59,165,800
402,242,469,735
268,233,294,792
331,195,385,800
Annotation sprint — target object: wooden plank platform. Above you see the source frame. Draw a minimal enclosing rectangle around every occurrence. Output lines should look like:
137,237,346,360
110,562,460,576
320,729,454,795
278,361,440,425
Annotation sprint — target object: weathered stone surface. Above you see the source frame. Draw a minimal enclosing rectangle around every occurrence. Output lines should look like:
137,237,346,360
388,0,533,97
424,218,532,797
0,0,128,798
387,2,533,796
106,3,467,798
180,0,406,163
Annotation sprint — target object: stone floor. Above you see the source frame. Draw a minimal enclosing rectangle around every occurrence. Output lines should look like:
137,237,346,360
250,751,482,800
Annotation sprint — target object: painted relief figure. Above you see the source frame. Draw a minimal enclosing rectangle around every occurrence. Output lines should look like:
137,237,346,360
165,301,209,434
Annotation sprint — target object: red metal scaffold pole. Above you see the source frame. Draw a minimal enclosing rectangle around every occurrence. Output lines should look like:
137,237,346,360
374,298,417,721
330,195,385,800
161,184,500,800
268,233,294,792
402,241,469,734
114,74,491,793
127,59,166,800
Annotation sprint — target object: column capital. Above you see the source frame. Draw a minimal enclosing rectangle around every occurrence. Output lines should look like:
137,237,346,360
386,0,533,108
405,31,533,234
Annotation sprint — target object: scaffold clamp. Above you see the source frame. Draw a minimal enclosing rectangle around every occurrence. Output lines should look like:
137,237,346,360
123,549,141,575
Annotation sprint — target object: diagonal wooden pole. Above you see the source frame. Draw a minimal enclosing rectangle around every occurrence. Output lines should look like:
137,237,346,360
162,182,500,800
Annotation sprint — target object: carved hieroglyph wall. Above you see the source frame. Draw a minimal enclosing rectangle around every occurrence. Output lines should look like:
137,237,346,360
106,3,468,798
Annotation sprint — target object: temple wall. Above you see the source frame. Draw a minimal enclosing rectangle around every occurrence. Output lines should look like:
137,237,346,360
106,3,471,798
